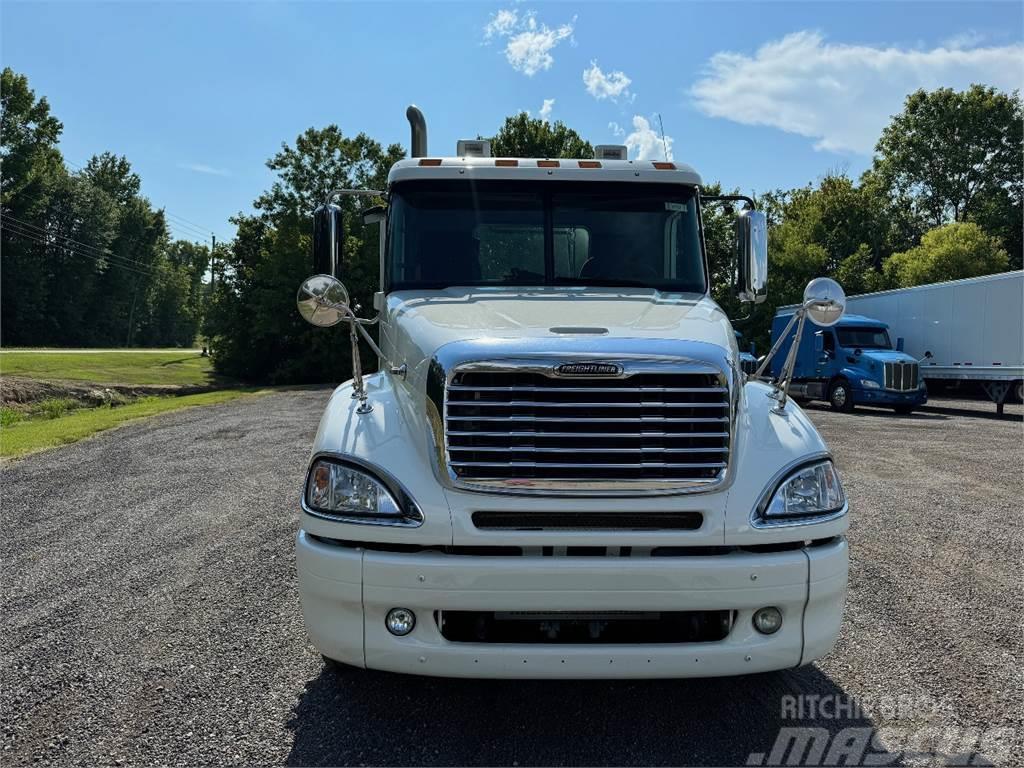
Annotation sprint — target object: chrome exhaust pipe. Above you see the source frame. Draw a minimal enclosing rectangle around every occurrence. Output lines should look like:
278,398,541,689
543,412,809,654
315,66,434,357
406,105,427,158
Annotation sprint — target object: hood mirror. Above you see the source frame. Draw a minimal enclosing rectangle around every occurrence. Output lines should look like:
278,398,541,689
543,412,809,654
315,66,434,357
803,277,845,326
297,274,350,328
754,277,847,412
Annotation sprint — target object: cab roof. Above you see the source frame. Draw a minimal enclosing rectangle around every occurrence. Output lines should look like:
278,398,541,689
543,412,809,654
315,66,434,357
387,156,702,187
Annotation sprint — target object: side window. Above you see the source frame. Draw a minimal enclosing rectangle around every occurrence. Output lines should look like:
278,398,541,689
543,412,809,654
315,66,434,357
823,331,835,354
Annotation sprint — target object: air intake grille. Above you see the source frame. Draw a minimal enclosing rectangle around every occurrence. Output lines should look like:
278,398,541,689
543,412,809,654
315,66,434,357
884,361,919,392
444,368,730,486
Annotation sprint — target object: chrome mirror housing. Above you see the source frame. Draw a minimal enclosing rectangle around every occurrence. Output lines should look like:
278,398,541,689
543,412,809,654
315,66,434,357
297,274,350,328
736,209,767,304
803,277,845,326
313,203,344,278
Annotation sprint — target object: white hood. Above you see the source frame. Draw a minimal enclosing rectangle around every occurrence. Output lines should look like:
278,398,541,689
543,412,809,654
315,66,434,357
382,287,737,377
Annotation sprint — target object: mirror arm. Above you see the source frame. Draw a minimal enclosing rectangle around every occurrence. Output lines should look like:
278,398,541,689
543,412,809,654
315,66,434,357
754,309,800,380
701,193,756,211
325,188,385,204
771,307,808,412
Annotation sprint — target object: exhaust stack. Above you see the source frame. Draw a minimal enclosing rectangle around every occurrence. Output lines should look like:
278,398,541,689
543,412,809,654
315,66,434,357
406,105,428,158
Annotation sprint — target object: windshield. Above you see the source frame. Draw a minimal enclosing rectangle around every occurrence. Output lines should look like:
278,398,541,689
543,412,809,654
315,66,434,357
836,327,891,350
386,180,706,292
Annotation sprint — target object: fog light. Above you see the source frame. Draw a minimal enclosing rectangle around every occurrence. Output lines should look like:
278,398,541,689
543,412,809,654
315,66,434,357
753,607,783,635
386,608,416,636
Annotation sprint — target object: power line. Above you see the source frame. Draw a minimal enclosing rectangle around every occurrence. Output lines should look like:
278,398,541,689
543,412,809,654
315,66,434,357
65,157,218,239
2,214,160,271
1,218,157,278
1,221,157,277
2,221,157,278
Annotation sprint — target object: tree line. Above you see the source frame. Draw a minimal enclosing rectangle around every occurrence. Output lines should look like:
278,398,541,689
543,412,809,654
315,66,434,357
3,66,1020,379
1,68,211,349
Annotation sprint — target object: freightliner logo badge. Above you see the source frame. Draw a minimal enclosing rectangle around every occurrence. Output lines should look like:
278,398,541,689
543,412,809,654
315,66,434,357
555,362,623,376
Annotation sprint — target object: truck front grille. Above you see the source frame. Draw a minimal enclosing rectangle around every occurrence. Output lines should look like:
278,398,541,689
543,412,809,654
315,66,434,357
883,361,919,391
444,368,730,488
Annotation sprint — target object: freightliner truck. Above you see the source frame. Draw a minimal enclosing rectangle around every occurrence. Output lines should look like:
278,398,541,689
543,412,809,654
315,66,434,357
293,106,850,678
768,310,928,414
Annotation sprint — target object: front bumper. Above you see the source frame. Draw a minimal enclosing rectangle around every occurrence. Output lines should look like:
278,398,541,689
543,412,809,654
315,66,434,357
296,532,848,679
853,386,927,406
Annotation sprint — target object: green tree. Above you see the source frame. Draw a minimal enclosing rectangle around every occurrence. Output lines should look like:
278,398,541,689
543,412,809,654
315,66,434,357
1,67,67,344
206,126,403,383
487,113,593,159
883,222,1009,287
873,85,1023,227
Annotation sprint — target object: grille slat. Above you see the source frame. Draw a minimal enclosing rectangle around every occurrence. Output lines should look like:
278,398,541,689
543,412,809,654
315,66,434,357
883,361,919,392
448,385,728,394
445,368,731,485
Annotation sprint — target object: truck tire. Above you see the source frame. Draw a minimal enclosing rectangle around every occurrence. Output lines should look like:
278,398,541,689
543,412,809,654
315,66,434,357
828,380,855,413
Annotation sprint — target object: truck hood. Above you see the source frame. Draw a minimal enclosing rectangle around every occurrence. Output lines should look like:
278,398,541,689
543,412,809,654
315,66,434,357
383,287,736,378
857,349,919,365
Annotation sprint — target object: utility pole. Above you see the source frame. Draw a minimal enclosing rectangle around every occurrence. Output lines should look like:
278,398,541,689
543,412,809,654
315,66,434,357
205,234,216,356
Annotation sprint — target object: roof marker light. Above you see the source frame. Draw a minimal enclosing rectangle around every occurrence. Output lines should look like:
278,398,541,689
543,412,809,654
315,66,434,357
578,160,602,169
495,159,518,167
652,162,676,170
537,160,560,168
418,158,442,166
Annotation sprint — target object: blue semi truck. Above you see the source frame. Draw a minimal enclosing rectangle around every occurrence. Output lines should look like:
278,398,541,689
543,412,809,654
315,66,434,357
769,310,928,413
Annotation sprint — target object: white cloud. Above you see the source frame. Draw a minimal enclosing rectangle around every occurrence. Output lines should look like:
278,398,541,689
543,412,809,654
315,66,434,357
942,30,986,49
583,61,632,101
483,9,576,76
624,116,673,161
608,121,625,138
691,30,1024,154
484,9,518,40
179,162,229,176
539,98,555,122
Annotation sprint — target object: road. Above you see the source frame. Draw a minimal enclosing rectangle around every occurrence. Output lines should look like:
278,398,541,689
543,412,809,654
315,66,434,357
2,391,1021,766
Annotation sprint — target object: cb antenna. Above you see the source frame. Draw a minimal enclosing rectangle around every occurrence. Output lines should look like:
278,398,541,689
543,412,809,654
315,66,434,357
656,113,669,161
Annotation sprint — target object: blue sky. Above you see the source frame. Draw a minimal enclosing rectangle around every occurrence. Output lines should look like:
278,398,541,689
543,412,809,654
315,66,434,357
3,1,1022,244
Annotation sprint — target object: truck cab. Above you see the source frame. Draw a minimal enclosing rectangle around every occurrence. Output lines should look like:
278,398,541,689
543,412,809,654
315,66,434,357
291,107,849,679
770,311,927,414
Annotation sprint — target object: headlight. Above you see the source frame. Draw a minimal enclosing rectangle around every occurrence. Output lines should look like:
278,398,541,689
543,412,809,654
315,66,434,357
860,379,880,390
305,458,422,525
761,460,845,521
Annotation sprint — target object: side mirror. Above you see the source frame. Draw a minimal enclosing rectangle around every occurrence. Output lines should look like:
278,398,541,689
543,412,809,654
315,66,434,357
736,209,767,304
313,202,344,278
896,337,905,352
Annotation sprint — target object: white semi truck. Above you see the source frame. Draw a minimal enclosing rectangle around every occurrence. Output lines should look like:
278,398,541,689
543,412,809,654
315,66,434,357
292,106,849,678
845,271,1024,415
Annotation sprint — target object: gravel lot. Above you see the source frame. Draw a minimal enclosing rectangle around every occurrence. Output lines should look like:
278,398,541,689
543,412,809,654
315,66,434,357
2,390,1021,766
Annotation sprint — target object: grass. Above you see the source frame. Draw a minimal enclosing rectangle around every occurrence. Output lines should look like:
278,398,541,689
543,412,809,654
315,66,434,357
0,349,219,387
0,389,269,459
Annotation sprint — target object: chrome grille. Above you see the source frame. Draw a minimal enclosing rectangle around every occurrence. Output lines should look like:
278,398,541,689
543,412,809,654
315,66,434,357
444,367,730,487
884,361,919,392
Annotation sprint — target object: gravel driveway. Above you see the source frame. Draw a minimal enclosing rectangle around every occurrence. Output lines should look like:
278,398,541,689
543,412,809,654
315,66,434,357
2,390,1021,766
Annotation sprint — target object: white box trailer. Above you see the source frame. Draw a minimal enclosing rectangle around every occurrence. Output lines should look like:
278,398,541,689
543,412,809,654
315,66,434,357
844,271,1023,413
